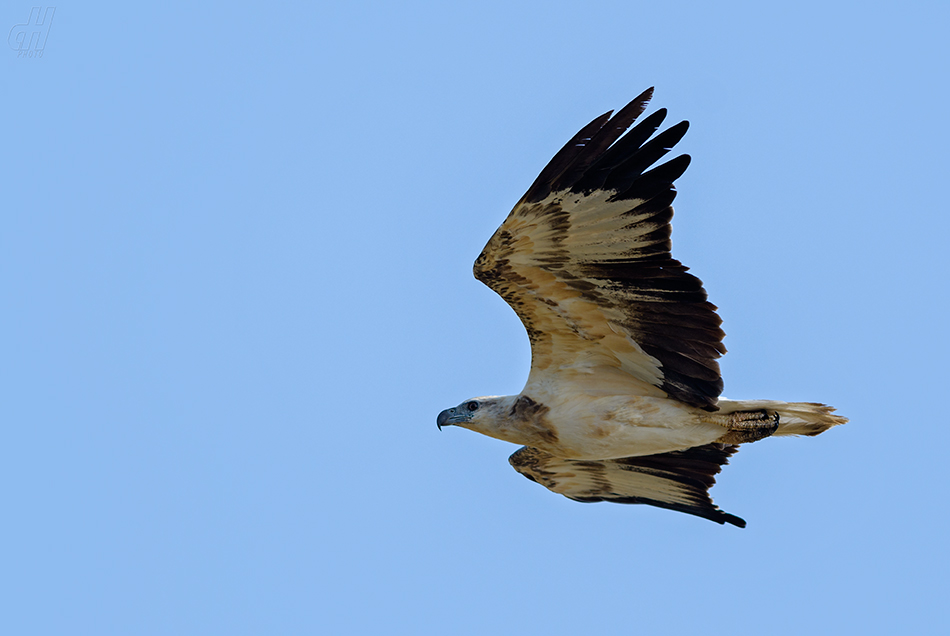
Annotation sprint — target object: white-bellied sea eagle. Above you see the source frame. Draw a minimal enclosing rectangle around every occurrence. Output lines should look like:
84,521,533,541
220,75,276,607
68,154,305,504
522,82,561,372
437,88,846,527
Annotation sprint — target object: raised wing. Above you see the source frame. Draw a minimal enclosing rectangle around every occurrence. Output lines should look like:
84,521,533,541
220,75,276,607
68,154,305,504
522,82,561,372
474,88,725,410
509,443,745,527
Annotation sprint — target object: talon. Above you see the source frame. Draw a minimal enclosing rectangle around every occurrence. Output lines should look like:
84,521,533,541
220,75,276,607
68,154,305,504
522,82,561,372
710,409,779,445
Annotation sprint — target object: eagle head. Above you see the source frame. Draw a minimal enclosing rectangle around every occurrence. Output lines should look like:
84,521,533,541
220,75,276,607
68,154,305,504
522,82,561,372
436,395,534,446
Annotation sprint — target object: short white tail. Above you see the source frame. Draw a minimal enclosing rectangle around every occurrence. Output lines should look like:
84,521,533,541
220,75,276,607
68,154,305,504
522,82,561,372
718,400,848,437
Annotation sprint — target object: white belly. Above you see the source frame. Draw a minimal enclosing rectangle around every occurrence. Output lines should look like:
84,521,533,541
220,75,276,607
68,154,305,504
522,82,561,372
543,395,726,459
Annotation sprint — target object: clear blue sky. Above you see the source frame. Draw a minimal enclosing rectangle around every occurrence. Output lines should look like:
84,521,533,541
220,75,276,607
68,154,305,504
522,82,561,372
5,2,949,634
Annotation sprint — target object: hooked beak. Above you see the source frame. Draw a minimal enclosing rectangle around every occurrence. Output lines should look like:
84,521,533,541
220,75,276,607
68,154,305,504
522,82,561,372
437,407,467,430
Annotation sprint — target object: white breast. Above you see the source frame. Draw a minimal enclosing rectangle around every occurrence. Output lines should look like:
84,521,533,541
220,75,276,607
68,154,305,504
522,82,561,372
542,395,726,459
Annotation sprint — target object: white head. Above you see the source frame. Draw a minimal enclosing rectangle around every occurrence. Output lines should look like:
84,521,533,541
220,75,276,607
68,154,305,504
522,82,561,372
436,395,521,443
436,394,559,449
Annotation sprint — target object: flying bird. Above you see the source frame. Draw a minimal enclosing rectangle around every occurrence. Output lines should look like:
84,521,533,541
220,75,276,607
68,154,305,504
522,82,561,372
437,88,847,527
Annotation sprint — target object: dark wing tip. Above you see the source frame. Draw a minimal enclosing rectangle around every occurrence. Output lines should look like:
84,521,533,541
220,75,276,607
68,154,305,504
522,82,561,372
721,512,748,528
575,495,746,527
522,88,673,203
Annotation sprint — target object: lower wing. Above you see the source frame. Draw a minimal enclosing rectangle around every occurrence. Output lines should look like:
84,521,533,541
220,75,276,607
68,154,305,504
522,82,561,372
509,443,745,527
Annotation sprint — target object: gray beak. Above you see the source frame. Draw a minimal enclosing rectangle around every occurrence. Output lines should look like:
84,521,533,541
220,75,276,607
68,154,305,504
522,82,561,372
437,408,455,430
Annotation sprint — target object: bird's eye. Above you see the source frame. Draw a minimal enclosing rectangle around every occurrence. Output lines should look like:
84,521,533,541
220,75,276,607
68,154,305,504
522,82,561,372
466,401,479,412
